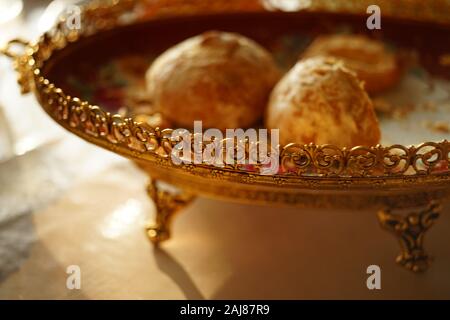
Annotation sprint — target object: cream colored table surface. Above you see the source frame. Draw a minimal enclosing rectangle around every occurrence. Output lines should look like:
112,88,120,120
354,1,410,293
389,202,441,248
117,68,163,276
0,136,449,300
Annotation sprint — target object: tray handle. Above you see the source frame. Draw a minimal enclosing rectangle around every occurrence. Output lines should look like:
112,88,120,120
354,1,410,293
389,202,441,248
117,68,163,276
1,38,33,94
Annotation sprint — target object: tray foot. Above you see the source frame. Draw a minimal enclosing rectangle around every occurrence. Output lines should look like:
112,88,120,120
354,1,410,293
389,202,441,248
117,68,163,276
145,180,195,244
377,201,441,273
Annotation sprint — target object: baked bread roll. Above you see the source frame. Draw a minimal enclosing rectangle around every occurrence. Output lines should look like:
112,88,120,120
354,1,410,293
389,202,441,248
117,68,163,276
302,34,400,94
266,57,381,148
146,31,280,130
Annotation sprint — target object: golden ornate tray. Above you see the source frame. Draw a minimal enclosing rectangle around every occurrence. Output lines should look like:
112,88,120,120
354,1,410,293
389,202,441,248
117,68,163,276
2,0,449,273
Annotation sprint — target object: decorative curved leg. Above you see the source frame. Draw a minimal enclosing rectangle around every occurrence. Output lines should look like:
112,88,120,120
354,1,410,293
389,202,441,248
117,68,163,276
145,180,195,244
377,201,441,273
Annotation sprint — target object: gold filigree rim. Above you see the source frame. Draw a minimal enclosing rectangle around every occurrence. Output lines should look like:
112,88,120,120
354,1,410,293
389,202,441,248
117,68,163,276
5,0,450,190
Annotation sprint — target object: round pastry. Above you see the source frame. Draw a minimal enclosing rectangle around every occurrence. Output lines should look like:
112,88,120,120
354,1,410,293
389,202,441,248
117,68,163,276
146,31,281,130
266,57,381,148
302,34,401,94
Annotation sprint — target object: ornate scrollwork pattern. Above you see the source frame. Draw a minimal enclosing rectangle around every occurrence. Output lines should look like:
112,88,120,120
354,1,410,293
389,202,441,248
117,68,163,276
377,202,442,272
279,142,449,177
2,0,450,186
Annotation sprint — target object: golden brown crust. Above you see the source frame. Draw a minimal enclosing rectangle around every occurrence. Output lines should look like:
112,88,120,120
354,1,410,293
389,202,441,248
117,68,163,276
302,34,401,94
266,57,381,148
146,31,281,130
